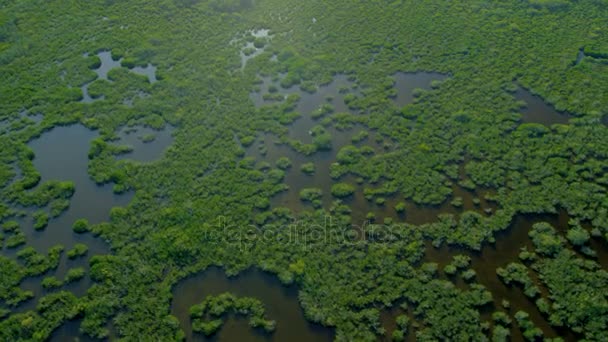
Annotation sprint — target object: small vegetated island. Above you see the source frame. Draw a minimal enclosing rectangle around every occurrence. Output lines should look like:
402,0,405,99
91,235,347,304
0,0,607,341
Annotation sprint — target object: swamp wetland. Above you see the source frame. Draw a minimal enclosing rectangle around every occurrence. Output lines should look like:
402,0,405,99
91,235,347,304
1,0,608,341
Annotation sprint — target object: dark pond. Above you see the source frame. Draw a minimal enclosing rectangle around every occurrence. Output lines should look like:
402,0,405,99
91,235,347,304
171,267,334,342
392,72,447,107
514,88,571,125
15,123,171,336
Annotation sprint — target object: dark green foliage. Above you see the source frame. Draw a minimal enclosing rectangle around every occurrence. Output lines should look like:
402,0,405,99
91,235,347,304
16,245,63,276
461,269,476,281
514,311,544,341
299,188,322,203
497,263,540,298
49,198,70,217
528,222,564,256
72,219,90,234
32,210,49,230
190,293,275,336
311,104,334,120
275,156,291,169
0,256,29,306
65,267,85,283
311,126,332,151
300,162,315,175
492,325,510,342
67,243,88,259
5,233,26,248
336,145,361,165
566,226,590,246
41,276,62,289
2,220,19,233
492,311,511,326
532,249,608,340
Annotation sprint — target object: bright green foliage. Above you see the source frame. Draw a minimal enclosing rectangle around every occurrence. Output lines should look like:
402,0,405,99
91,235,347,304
0,0,607,341
41,276,62,289
492,311,512,326
529,222,564,256
497,263,540,298
5,233,26,248
67,243,89,259
394,202,406,214
72,219,90,234
299,188,323,203
65,268,86,283
331,183,355,198
566,226,590,246
492,325,510,342
1,220,19,233
32,210,49,231
275,157,292,170
336,145,361,165
312,132,332,151
300,162,315,175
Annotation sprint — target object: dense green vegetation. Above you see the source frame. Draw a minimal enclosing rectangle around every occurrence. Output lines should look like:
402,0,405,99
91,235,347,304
189,293,275,336
0,0,607,341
